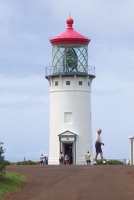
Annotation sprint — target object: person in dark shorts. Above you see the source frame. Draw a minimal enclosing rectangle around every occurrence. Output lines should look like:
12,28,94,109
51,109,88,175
94,129,106,165
59,152,64,165
85,151,91,165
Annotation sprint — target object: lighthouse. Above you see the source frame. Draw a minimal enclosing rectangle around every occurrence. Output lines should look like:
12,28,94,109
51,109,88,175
45,18,95,165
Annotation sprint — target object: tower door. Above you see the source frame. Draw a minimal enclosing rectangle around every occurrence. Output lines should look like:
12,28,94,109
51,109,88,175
58,130,77,165
64,143,73,164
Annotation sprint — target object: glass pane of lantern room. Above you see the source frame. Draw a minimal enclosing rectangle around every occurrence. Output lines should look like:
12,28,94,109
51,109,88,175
52,44,88,74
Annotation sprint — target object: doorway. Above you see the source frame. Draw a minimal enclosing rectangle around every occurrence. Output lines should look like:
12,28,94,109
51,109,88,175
64,143,73,164
58,130,77,165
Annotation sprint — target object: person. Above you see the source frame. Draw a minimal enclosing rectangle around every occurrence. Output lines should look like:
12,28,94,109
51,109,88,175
94,129,106,165
64,153,69,165
43,154,48,165
59,152,64,165
85,151,91,165
67,150,71,164
40,154,44,165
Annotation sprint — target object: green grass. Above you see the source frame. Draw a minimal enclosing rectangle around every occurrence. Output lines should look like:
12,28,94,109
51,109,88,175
0,171,27,200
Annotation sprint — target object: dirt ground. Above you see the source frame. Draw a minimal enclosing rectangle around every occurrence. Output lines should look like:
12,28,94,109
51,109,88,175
3,165,134,200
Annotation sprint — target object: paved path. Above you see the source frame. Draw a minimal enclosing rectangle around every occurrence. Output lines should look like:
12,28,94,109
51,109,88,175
4,165,134,200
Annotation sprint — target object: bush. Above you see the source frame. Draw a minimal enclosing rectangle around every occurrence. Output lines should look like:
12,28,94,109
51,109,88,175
16,161,23,165
0,142,6,176
107,159,124,165
9,160,39,165
96,159,105,165
96,159,124,165
4,160,11,165
27,160,37,165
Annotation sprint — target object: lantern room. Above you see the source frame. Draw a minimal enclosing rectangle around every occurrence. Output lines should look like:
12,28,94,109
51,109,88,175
49,18,92,75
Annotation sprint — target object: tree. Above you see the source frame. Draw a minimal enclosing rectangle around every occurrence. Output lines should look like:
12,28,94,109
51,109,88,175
0,142,6,176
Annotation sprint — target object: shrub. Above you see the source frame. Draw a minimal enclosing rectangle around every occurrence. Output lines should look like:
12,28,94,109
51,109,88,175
16,161,23,165
9,160,39,165
26,160,37,165
0,142,6,176
4,160,11,165
96,159,124,165
97,159,104,165
107,159,124,165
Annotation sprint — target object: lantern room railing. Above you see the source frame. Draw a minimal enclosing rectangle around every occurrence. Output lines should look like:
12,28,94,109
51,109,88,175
45,66,95,77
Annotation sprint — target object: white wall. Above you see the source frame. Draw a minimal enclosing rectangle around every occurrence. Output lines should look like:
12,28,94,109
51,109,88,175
48,76,94,164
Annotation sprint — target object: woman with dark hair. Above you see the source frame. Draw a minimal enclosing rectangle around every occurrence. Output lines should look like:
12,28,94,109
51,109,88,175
59,152,64,165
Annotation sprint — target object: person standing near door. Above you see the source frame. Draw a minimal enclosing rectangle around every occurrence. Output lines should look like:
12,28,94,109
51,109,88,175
59,152,64,165
67,150,71,164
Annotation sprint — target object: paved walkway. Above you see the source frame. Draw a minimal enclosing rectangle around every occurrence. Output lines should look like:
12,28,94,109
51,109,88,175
4,165,134,200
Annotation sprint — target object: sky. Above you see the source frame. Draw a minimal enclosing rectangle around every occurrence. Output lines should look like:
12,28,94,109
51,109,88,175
0,0,134,162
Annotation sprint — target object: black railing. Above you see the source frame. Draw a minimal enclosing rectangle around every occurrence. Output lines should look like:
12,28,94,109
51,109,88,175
45,66,95,77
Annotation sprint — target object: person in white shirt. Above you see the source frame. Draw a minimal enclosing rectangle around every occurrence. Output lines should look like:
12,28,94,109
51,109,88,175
94,129,106,165
64,153,69,165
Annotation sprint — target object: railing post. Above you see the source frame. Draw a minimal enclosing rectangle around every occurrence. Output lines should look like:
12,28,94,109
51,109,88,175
45,67,47,76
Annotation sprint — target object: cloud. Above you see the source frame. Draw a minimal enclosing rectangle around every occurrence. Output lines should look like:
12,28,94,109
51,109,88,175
0,74,49,107
0,0,134,161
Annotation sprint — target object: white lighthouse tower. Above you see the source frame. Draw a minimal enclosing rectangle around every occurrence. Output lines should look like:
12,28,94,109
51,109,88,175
45,18,95,165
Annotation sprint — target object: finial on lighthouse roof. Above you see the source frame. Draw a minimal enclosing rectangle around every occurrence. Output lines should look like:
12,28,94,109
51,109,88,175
66,17,74,29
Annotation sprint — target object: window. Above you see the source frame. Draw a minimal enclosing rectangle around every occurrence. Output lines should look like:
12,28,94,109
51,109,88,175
66,81,70,85
88,82,90,86
55,81,58,86
79,81,82,85
52,45,88,74
64,112,73,124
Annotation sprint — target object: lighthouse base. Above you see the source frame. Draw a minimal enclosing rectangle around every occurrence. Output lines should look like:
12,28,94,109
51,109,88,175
48,157,88,165
48,157,59,165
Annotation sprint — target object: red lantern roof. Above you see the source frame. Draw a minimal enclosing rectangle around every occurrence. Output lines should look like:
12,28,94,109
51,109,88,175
50,18,90,45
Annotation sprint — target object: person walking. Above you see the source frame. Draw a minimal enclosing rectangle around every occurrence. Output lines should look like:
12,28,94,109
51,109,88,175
85,151,91,165
94,129,106,165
